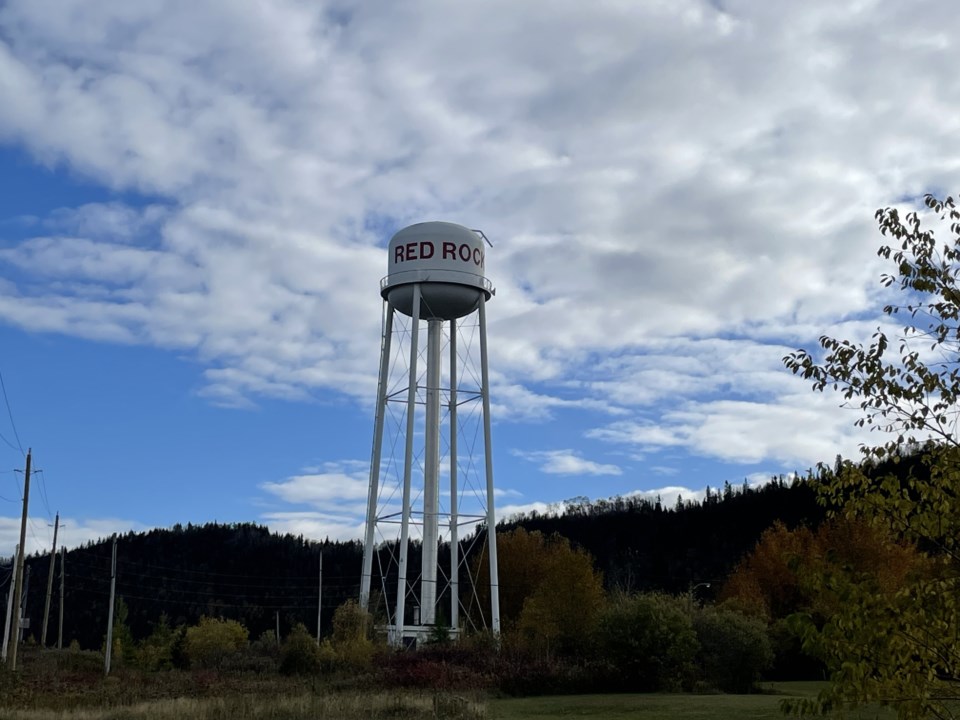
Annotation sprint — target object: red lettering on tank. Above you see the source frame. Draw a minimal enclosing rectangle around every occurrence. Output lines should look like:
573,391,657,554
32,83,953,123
397,239,485,268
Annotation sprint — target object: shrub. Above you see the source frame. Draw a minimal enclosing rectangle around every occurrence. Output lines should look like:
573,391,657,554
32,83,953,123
767,617,823,680
317,638,339,672
101,597,136,668
331,600,376,671
594,592,699,691
280,623,322,676
251,628,280,660
332,599,371,644
474,528,604,659
495,654,600,696
694,603,773,692
136,614,177,671
375,640,498,691
424,624,452,646
170,625,189,669
184,616,249,669
220,648,277,674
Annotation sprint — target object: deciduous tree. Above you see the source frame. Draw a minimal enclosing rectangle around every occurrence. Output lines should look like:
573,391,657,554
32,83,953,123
694,603,773,693
471,527,604,656
184,616,248,669
784,194,960,719
721,517,924,622
594,591,698,691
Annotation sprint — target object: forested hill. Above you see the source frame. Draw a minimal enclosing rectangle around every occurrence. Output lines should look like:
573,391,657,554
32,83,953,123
499,476,823,595
15,523,366,651
7,476,823,650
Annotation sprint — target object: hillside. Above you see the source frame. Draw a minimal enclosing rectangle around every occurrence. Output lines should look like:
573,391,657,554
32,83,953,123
5,475,824,650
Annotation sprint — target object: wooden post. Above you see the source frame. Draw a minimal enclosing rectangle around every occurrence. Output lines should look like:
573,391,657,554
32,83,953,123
8,449,31,671
104,537,117,675
2,544,18,661
41,512,59,646
57,546,65,650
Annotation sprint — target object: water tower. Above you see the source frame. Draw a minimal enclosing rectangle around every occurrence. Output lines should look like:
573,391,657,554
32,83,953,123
359,221,501,646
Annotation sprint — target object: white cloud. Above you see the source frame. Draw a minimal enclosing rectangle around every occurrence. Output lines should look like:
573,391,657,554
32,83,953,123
259,462,370,506
260,511,365,544
0,0,952,484
626,486,707,508
0,515,147,557
496,501,560,523
589,388,878,468
513,449,622,476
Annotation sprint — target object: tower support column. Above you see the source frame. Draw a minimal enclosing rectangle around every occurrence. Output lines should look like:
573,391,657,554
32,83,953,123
448,319,459,632
361,305,395,612
393,284,422,646
421,319,442,626
479,297,501,636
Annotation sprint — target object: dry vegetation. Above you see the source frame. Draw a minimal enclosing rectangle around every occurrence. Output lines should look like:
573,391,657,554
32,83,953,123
2,692,486,720
0,648,485,720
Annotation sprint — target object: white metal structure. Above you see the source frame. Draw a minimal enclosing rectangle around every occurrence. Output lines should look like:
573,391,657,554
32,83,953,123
360,221,501,646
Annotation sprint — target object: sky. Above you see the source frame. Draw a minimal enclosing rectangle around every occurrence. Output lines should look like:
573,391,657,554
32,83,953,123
0,0,955,556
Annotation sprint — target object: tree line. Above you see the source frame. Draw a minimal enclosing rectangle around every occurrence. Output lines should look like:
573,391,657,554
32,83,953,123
5,475,823,652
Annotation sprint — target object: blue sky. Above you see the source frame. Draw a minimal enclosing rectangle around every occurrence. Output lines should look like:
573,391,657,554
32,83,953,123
0,0,954,554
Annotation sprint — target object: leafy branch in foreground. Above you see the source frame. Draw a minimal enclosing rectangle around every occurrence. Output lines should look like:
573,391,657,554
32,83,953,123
785,194,960,456
783,194,960,720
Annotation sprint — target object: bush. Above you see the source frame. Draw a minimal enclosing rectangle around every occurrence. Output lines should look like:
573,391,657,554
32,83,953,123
330,600,376,671
280,623,322,676
136,614,177,671
332,599,371,644
219,648,277,674
250,629,280,660
693,604,773,692
474,528,604,659
375,640,498,691
495,654,601,696
317,638,339,672
184,617,249,669
594,592,699,691
767,617,823,680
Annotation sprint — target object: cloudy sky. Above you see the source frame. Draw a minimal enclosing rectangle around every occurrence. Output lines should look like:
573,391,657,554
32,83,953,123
0,0,951,554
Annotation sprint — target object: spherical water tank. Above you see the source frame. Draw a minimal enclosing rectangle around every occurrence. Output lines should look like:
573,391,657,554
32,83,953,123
381,222,492,320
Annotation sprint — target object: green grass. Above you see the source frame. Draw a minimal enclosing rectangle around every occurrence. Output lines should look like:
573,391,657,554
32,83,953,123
488,682,898,720
1,691,487,720
0,682,903,720
0,651,899,720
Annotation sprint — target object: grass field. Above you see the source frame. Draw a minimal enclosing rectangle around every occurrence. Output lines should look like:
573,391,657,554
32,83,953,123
0,691,486,720
489,682,897,720
0,667,898,720
2,683,896,720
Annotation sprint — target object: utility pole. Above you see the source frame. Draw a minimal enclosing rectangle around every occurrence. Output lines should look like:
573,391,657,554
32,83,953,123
41,512,59,647
57,546,65,650
8,449,31,671
19,565,31,644
2,545,18,661
316,551,323,644
104,536,117,675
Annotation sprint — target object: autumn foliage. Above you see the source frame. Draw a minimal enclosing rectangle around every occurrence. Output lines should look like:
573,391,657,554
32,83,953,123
721,516,927,621
471,527,604,656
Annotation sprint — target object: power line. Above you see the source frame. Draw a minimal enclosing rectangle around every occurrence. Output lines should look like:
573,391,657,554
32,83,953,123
33,469,54,522
0,431,18,455
0,369,23,456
